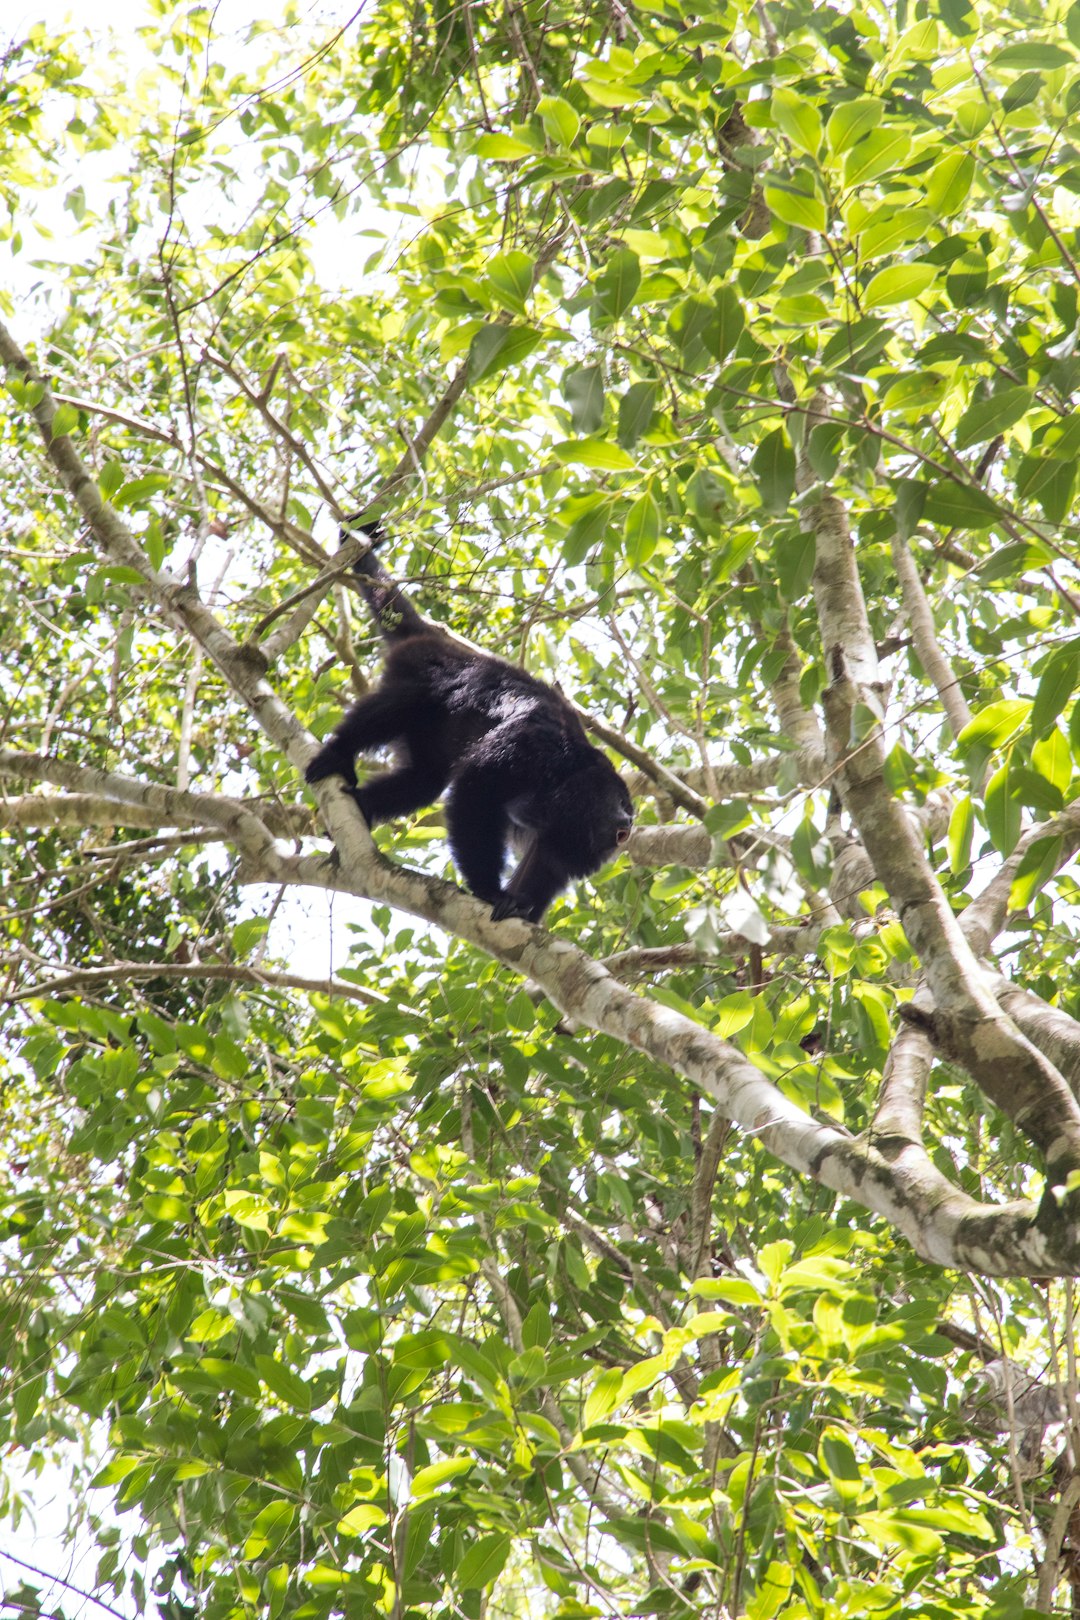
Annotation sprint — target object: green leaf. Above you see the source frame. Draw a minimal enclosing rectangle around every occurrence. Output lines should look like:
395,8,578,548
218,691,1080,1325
746,1560,794,1620
712,285,745,358
522,1299,552,1349
50,402,79,437
1031,726,1072,793
753,429,796,511
563,364,605,433
947,794,974,874
474,132,537,160
945,250,989,304
826,95,883,155
1031,646,1080,738
1023,458,1077,524
774,527,815,600
893,478,927,539
458,1532,512,1590
954,386,1032,448
863,263,937,307
255,1354,314,1411
770,88,822,154
764,177,826,233
843,125,912,186
617,380,657,447
411,1457,474,1498
114,472,170,509
985,759,1023,854
583,1367,623,1427
940,0,978,36
958,700,1032,752
98,460,124,497
594,248,640,318
993,40,1074,69
925,149,976,216
922,479,999,529
536,94,580,146
338,1503,388,1535
977,538,1054,581
487,249,535,314
858,206,935,258
1009,836,1064,911
624,490,661,565
819,1428,866,1504
668,295,722,366
560,495,614,564
468,323,545,381
553,437,634,470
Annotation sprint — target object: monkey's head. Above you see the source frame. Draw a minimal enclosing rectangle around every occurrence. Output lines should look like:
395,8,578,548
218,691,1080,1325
551,759,634,874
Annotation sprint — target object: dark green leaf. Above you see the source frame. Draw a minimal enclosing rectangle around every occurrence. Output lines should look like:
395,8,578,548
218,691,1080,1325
954,387,1032,448
458,1532,512,1589
623,490,661,565
617,380,656,447
468,323,545,381
985,759,1023,854
922,480,999,529
563,365,605,433
752,429,796,511
993,41,1074,68
594,248,640,318
1009,836,1065,911
487,249,535,314
1031,645,1080,738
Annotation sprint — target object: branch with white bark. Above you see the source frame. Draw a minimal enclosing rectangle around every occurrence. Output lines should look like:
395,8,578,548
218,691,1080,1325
9,318,1080,1273
792,388,1080,1188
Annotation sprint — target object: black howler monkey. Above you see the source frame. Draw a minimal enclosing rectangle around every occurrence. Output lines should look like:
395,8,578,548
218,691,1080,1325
305,521,634,923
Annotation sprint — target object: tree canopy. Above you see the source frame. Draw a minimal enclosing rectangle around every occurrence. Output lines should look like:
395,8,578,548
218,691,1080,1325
4,0,1080,1614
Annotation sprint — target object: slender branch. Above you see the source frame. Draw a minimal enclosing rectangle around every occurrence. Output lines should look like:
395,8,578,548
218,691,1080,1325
1035,1474,1080,1612
584,713,708,818
203,346,343,514
891,533,973,742
602,928,822,979
50,389,328,570
873,1004,934,1146
687,1108,733,1281
0,787,309,841
5,959,393,1009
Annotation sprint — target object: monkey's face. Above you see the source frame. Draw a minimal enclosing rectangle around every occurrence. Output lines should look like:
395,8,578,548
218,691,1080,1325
553,762,633,872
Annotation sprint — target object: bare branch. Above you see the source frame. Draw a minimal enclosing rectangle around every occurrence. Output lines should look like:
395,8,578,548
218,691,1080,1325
5,959,394,1010
891,533,973,743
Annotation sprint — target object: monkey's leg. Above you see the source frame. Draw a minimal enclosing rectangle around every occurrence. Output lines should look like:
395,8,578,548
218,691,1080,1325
491,839,570,923
444,770,513,907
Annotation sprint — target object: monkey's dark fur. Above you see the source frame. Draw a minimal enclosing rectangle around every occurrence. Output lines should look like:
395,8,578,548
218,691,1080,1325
305,522,633,923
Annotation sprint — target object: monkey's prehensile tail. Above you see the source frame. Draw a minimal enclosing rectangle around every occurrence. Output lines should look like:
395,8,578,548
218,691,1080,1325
341,516,427,642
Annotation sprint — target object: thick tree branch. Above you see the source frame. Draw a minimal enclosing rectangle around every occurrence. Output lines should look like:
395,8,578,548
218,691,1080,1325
0,750,282,869
229,836,1080,1275
792,388,1080,1182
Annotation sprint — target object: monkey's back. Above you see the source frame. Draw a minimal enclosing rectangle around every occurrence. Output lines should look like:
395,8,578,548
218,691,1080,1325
383,631,592,780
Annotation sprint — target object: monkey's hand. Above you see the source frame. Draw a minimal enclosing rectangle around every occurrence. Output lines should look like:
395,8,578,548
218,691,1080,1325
305,741,358,789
